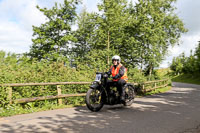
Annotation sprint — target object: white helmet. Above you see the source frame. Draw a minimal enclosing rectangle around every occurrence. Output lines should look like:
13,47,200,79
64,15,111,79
112,55,121,63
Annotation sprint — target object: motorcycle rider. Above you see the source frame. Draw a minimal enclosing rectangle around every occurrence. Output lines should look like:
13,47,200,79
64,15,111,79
107,55,128,102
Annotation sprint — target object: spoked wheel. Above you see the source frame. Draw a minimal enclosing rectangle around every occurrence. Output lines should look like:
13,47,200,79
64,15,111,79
123,84,135,106
86,89,104,112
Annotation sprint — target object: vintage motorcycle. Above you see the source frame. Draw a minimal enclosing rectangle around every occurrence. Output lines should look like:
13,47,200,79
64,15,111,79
85,72,135,112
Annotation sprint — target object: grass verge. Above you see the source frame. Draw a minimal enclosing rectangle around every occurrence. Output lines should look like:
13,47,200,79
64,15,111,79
137,86,172,97
144,86,171,96
172,74,200,85
0,102,85,117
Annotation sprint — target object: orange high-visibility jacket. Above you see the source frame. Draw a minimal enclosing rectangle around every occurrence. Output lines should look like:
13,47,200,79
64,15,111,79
110,63,128,82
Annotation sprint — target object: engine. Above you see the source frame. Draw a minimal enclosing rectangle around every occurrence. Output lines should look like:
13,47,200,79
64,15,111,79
108,90,119,105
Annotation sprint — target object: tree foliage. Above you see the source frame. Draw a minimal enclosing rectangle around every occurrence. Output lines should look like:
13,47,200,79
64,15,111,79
29,0,80,61
131,0,187,75
170,41,200,75
71,0,187,72
28,0,187,75
170,53,185,75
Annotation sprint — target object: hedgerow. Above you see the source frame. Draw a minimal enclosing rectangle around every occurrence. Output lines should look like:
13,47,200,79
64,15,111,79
0,51,167,116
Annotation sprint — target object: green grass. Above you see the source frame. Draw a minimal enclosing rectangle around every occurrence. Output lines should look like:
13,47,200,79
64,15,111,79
140,86,171,96
155,68,171,78
135,85,171,98
172,74,200,85
0,103,86,117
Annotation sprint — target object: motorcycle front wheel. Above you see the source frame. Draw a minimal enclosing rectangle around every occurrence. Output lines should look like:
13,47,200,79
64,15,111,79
85,89,104,112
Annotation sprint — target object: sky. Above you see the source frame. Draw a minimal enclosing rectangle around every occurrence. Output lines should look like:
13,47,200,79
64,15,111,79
0,0,199,68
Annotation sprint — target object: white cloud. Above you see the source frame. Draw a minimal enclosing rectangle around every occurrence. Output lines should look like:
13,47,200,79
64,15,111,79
0,0,46,29
0,0,47,53
160,33,200,68
18,1,46,30
36,0,63,8
81,0,100,13
176,0,200,35
0,21,31,53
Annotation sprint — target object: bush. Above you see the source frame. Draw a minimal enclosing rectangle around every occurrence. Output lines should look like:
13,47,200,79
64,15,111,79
128,68,147,83
0,51,168,116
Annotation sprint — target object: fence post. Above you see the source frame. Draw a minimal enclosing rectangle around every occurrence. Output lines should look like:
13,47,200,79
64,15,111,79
154,82,157,90
165,79,168,86
57,85,62,105
142,84,145,92
7,87,12,104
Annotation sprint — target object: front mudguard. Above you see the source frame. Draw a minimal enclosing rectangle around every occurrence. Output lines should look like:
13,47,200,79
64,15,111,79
90,81,107,103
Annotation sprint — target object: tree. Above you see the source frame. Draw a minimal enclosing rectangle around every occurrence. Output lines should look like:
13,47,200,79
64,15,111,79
130,0,187,76
29,0,80,61
194,41,200,72
29,0,187,74
74,0,133,69
93,0,130,65
170,40,200,75
72,8,97,63
170,54,185,75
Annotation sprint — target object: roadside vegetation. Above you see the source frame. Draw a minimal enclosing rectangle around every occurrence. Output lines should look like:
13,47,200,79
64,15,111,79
172,74,200,85
142,86,171,96
0,51,171,117
170,41,200,85
0,0,185,117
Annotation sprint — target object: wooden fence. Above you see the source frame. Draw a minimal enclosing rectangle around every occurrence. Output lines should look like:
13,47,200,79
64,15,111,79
0,79,169,105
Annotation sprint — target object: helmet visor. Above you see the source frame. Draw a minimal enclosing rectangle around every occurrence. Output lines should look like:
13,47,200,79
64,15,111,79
112,59,119,62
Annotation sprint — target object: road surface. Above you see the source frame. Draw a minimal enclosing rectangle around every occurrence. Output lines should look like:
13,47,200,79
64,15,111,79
0,82,200,133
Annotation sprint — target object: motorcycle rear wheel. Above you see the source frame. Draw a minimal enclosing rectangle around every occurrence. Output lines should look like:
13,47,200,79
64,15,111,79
123,84,135,106
86,89,104,112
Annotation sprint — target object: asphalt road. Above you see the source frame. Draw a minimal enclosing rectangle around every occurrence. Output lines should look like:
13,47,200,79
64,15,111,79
1,82,200,133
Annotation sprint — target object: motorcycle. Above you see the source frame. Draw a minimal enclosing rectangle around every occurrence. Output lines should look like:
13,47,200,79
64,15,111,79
85,72,135,112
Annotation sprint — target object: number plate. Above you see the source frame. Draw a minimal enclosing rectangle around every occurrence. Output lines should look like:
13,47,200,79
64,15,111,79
95,74,101,81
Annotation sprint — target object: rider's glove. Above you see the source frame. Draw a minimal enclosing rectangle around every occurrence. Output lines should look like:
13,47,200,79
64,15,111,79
106,71,111,75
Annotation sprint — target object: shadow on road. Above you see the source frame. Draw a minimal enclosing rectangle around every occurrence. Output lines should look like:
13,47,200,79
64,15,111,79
0,105,139,133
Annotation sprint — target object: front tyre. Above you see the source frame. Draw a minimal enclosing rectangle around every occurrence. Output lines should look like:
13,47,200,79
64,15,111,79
86,89,104,112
